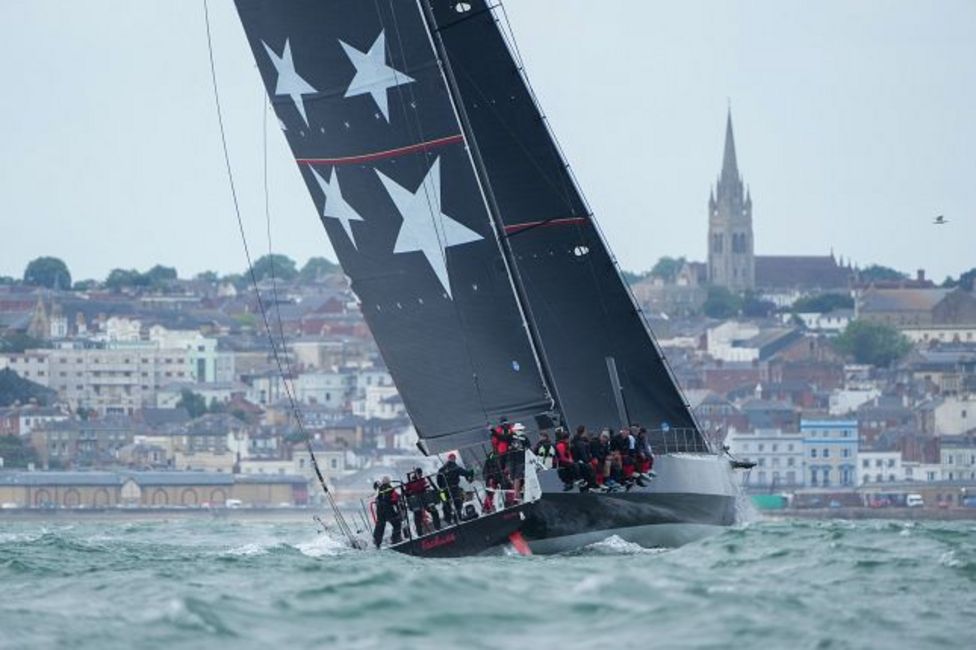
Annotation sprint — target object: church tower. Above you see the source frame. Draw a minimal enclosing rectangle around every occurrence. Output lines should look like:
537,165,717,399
707,109,754,291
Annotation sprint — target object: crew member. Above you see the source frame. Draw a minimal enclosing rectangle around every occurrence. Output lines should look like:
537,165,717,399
534,431,556,469
405,467,440,536
553,427,577,491
490,418,513,469
571,426,596,490
508,422,531,503
372,476,402,548
437,453,474,524
590,430,610,486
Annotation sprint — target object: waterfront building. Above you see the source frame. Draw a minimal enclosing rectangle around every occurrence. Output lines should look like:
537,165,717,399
148,325,222,383
724,428,805,489
0,470,307,508
939,435,976,481
801,418,859,488
858,451,904,485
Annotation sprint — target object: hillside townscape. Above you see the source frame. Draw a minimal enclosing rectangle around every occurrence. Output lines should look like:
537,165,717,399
2,116,975,513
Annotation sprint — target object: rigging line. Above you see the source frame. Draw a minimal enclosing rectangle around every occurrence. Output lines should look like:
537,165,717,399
201,0,357,544
384,0,492,425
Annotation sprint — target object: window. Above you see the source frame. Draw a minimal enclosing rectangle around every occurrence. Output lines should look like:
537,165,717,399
863,474,870,483
862,459,870,468
811,449,817,458
787,458,795,467
772,444,778,452
810,469,819,486
823,448,830,458
758,444,765,452
887,459,895,468
787,444,794,452
842,448,850,458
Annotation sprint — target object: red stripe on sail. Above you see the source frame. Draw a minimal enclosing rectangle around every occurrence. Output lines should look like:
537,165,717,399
297,134,464,166
503,217,588,235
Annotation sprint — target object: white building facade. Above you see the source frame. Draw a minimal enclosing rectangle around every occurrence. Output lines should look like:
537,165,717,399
724,428,805,489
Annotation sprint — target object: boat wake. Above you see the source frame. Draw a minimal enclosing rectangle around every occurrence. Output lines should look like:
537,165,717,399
571,534,669,557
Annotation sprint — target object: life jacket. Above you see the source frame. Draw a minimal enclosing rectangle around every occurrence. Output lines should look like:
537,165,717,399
404,478,426,496
535,440,556,466
376,485,399,517
554,439,573,467
491,425,511,455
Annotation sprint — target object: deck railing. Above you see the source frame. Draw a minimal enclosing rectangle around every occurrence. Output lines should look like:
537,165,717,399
644,427,715,456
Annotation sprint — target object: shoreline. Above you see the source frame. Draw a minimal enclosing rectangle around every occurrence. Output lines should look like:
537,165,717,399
766,507,976,521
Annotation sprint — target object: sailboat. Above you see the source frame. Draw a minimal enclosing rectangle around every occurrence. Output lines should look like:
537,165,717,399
233,0,741,554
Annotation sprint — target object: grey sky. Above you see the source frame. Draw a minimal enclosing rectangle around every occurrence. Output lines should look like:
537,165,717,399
1,1,973,283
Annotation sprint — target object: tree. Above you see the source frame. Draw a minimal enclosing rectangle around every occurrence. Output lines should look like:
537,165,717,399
703,286,742,319
195,270,219,283
791,293,854,313
144,265,178,287
208,397,226,414
957,268,976,292
105,268,149,291
0,333,46,354
176,389,208,419
0,434,38,468
298,257,339,283
650,256,687,283
72,279,98,291
23,257,71,290
860,264,906,283
0,368,56,407
742,292,776,318
249,254,298,282
834,321,912,367
619,269,650,285
0,276,16,286
220,273,248,291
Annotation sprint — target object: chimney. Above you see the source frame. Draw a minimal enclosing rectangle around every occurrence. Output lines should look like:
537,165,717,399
916,269,925,282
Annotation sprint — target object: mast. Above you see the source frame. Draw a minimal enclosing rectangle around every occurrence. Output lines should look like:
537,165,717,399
419,0,709,449
416,0,564,427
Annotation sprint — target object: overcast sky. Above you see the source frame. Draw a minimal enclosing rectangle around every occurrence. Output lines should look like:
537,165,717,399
1,0,973,283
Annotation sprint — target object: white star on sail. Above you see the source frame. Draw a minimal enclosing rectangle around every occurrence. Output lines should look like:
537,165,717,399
311,167,364,248
377,158,482,298
339,31,415,122
262,39,317,126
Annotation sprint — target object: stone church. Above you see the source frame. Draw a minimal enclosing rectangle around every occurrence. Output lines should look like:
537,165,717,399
707,111,852,293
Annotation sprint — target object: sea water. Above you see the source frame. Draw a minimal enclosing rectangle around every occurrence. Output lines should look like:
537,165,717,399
0,517,973,649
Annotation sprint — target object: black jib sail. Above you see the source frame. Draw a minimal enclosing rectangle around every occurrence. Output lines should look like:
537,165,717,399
422,0,707,450
233,0,553,452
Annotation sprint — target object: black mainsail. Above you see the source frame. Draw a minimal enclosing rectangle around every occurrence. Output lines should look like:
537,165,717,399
422,1,706,449
234,0,553,452
234,0,707,454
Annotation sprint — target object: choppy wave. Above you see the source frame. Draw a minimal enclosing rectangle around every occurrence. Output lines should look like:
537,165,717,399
1,517,974,649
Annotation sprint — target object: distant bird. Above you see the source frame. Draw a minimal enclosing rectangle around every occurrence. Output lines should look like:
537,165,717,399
933,215,949,225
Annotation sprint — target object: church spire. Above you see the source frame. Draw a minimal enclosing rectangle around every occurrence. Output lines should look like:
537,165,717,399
721,107,739,185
